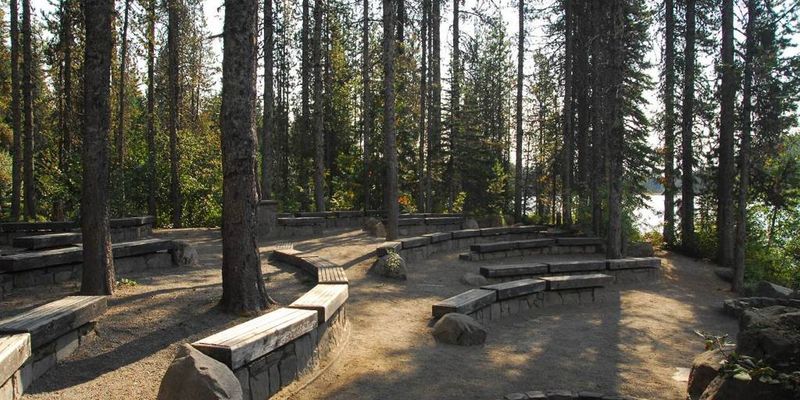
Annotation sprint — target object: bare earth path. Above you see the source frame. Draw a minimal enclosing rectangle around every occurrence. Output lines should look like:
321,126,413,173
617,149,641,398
277,239,739,400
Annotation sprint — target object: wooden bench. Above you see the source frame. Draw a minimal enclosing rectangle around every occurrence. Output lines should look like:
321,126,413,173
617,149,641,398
607,257,661,270
277,217,325,226
515,238,556,249
480,227,513,236
192,307,318,370
481,279,546,300
0,296,107,349
317,267,348,285
451,229,481,239
547,260,607,273
470,241,516,253
479,263,548,278
0,333,30,388
539,274,613,290
0,222,76,233
0,247,83,272
289,284,348,324
12,232,82,250
398,236,430,249
424,217,463,225
432,289,497,318
555,237,603,246
111,238,174,258
422,232,452,243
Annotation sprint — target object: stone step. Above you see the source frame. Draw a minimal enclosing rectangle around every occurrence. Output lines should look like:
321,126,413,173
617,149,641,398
540,273,613,290
481,279,546,300
0,296,107,349
13,232,82,250
432,289,497,318
479,263,548,278
547,260,606,274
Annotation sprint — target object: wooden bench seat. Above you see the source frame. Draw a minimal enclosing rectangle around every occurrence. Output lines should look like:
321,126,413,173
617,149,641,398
289,284,348,324
193,307,318,370
607,257,661,270
334,211,364,218
422,232,452,243
0,247,83,272
555,237,603,246
0,221,76,233
547,260,606,273
13,232,82,250
375,242,401,257
479,263,548,278
432,289,497,318
295,211,335,218
0,333,30,385
451,229,481,239
396,218,425,226
480,227,513,236
111,238,174,258
399,236,430,249
108,216,155,228
317,267,348,284
277,217,325,226
481,279,546,300
540,274,613,290
0,296,106,349
515,238,556,249
470,241,516,253
424,217,463,225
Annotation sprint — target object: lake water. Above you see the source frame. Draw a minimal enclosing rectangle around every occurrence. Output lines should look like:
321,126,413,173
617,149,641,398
634,194,665,233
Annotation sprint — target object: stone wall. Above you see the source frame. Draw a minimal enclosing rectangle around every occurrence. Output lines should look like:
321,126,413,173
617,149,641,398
467,288,611,324
0,217,154,246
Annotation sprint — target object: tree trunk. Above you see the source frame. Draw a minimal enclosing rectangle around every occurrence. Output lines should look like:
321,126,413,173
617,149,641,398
680,0,697,255
116,0,130,215
220,0,271,315
81,0,115,296
313,0,325,211
663,0,676,247
362,0,371,211
560,0,574,226
450,0,460,207
590,0,604,236
382,0,398,240
574,1,590,209
22,0,35,220
146,0,157,220
734,0,756,293
262,0,274,200
718,0,736,267
514,0,524,222
168,0,182,227
427,0,441,212
605,0,624,259
10,0,21,220
300,0,311,210
418,0,428,212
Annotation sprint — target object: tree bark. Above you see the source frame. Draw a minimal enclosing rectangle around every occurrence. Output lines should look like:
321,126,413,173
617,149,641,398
220,0,271,315
60,0,73,178
663,0,676,247
680,0,697,255
734,0,756,292
22,0,35,220
418,0,428,212
560,0,574,226
574,1,590,208
590,0,604,236
382,0,398,240
146,0,157,220
262,0,274,200
450,0,460,207
168,0,182,227
81,0,115,296
605,0,624,259
300,0,311,210
313,0,325,211
718,0,736,267
10,0,21,220
116,0,130,215
427,0,441,212
362,0,371,210
514,0,524,222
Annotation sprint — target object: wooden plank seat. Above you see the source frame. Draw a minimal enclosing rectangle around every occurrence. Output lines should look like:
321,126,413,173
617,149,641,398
422,232,452,243
277,217,325,226
481,279,546,300
111,238,174,258
193,307,318,370
547,260,607,274
399,236,430,249
396,218,425,226
0,333,31,385
470,241,516,253
13,232,82,250
334,211,364,218
0,247,83,272
0,296,107,349
479,263,548,278
480,227,513,236
539,274,613,291
0,221,76,233
294,211,335,218
375,242,401,257
432,289,497,318
452,229,481,239
515,238,556,249
289,284,348,324
607,257,661,270
317,267,348,284
108,216,155,228
424,217,463,225
513,225,548,233
555,237,603,246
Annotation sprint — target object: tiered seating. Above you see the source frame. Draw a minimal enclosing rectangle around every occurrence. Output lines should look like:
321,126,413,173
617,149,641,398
462,237,602,261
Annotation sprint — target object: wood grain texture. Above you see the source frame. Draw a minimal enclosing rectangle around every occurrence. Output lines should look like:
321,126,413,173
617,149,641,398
0,333,30,384
0,296,106,349
289,284,348,324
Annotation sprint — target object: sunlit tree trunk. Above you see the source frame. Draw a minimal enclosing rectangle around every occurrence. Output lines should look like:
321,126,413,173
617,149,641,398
382,0,398,240
663,0,677,247
10,0,21,220
718,0,736,267
681,0,697,254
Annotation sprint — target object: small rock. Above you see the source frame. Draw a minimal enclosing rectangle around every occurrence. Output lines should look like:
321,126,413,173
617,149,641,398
362,217,386,237
432,313,487,346
687,350,725,399
714,267,733,283
171,240,200,268
157,344,243,400
753,281,794,299
626,242,654,257
369,252,407,280
463,218,479,230
461,272,488,287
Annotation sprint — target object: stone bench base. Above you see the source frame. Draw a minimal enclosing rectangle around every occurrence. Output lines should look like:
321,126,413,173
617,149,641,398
467,287,611,324
461,245,600,261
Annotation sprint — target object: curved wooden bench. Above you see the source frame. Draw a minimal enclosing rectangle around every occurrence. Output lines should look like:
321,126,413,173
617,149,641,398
0,333,30,396
13,233,82,250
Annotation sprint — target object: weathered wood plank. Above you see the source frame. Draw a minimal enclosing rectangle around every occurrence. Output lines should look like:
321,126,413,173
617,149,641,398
0,333,31,384
480,227,513,236
540,274,613,290
289,284,349,324
277,217,325,226
422,232,452,243
515,238,556,249
432,289,497,318
0,296,107,349
13,232,83,250
451,229,481,239
607,257,661,270
479,263,548,278
0,247,83,272
547,260,607,274
470,241,516,253
192,307,318,370
111,238,174,258
317,267,348,285
399,236,430,249
424,217,463,225
481,279,546,300
555,237,603,246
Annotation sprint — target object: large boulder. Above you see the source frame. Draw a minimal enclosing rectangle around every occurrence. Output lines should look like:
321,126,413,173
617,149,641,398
688,350,725,399
626,242,655,257
737,306,800,371
369,252,407,280
157,344,243,400
363,218,386,238
699,374,796,400
752,281,794,299
171,240,200,268
463,218,479,230
461,272,488,287
714,267,733,283
432,313,487,346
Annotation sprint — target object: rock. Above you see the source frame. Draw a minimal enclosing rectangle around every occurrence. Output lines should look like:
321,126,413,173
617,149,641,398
171,240,200,268
463,218,479,230
369,252,407,280
699,374,796,400
432,313,487,346
753,281,794,299
737,306,800,371
363,217,386,237
157,344,243,400
714,267,733,283
461,272,488,287
626,242,654,257
687,350,725,399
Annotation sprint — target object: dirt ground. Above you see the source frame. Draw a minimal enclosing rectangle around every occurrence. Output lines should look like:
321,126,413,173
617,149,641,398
3,229,739,399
